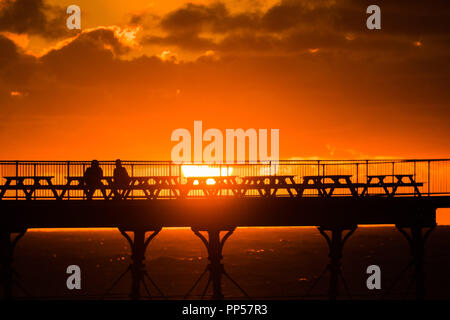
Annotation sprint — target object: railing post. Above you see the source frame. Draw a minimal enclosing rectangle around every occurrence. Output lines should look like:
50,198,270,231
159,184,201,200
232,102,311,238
67,161,70,200
15,161,18,200
428,160,431,196
82,163,86,200
33,163,36,200
356,163,359,195
365,160,369,182
131,164,135,200
392,161,395,183
414,161,417,196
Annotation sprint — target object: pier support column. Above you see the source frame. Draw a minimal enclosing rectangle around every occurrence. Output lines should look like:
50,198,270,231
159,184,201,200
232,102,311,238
396,224,435,300
0,229,27,300
306,225,356,300
186,227,249,300
104,228,163,300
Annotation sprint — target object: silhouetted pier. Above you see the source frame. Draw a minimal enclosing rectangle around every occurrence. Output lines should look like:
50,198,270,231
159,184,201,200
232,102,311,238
1,159,449,300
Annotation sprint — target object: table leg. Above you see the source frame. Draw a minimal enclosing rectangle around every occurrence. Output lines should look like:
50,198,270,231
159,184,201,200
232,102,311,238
378,177,390,196
391,176,401,196
0,179,12,200
18,179,33,200
409,176,422,196
345,177,358,197
46,179,61,200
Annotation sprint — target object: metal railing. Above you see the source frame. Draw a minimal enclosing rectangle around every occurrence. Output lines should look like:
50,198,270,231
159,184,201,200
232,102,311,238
0,159,449,200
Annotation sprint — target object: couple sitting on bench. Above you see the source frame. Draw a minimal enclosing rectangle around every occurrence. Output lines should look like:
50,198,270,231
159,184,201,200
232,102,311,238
83,159,130,199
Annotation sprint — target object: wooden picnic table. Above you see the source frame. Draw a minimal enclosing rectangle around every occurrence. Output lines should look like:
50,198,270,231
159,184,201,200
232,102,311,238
240,175,297,197
361,174,423,197
0,176,60,200
59,176,113,199
301,175,360,197
119,176,181,200
242,175,296,184
181,176,239,197
58,176,87,199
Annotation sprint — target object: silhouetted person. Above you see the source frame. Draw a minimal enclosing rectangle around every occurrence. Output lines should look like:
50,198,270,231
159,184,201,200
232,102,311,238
83,160,107,199
113,159,130,192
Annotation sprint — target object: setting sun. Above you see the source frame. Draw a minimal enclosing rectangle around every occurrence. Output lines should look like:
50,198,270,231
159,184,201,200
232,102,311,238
181,165,233,184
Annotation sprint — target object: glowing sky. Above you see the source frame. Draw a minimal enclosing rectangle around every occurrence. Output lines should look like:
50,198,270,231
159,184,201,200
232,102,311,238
0,0,449,161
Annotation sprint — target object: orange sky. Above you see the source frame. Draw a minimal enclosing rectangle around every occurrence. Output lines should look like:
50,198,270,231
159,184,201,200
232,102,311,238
0,1,449,222
1,0,449,160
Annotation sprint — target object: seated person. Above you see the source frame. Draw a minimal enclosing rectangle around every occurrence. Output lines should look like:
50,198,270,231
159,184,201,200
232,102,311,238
113,159,130,189
83,160,107,199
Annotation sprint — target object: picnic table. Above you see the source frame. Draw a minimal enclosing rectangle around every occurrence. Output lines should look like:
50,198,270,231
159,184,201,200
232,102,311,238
0,176,60,200
240,175,297,197
181,176,239,197
360,174,423,197
57,176,87,199
301,175,360,197
58,176,117,199
118,176,181,200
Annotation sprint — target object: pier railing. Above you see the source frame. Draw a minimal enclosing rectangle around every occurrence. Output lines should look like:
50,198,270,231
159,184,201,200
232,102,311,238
0,159,449,200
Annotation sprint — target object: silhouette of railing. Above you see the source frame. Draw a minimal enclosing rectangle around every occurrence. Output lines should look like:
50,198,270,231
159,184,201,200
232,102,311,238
0,159,449,200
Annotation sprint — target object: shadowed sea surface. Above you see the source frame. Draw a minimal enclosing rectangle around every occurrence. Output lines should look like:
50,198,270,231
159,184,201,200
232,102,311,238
9,226,450,300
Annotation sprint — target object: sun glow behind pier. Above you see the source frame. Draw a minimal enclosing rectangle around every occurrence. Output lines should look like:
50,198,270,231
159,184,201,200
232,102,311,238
181,165,233,185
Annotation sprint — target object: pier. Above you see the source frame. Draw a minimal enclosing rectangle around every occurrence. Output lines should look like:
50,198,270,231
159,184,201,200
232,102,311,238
1,159,449,300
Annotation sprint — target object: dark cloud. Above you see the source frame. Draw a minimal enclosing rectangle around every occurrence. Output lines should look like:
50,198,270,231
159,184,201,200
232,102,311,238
128,9,160,29
0,34,19,66
260,1,338,32
0,35,36,87
0,2,447,99
39,28,137,86
159,2,259,34
53,28,132,56
0,0,72,38
140,0,450,56
0,27,137,97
